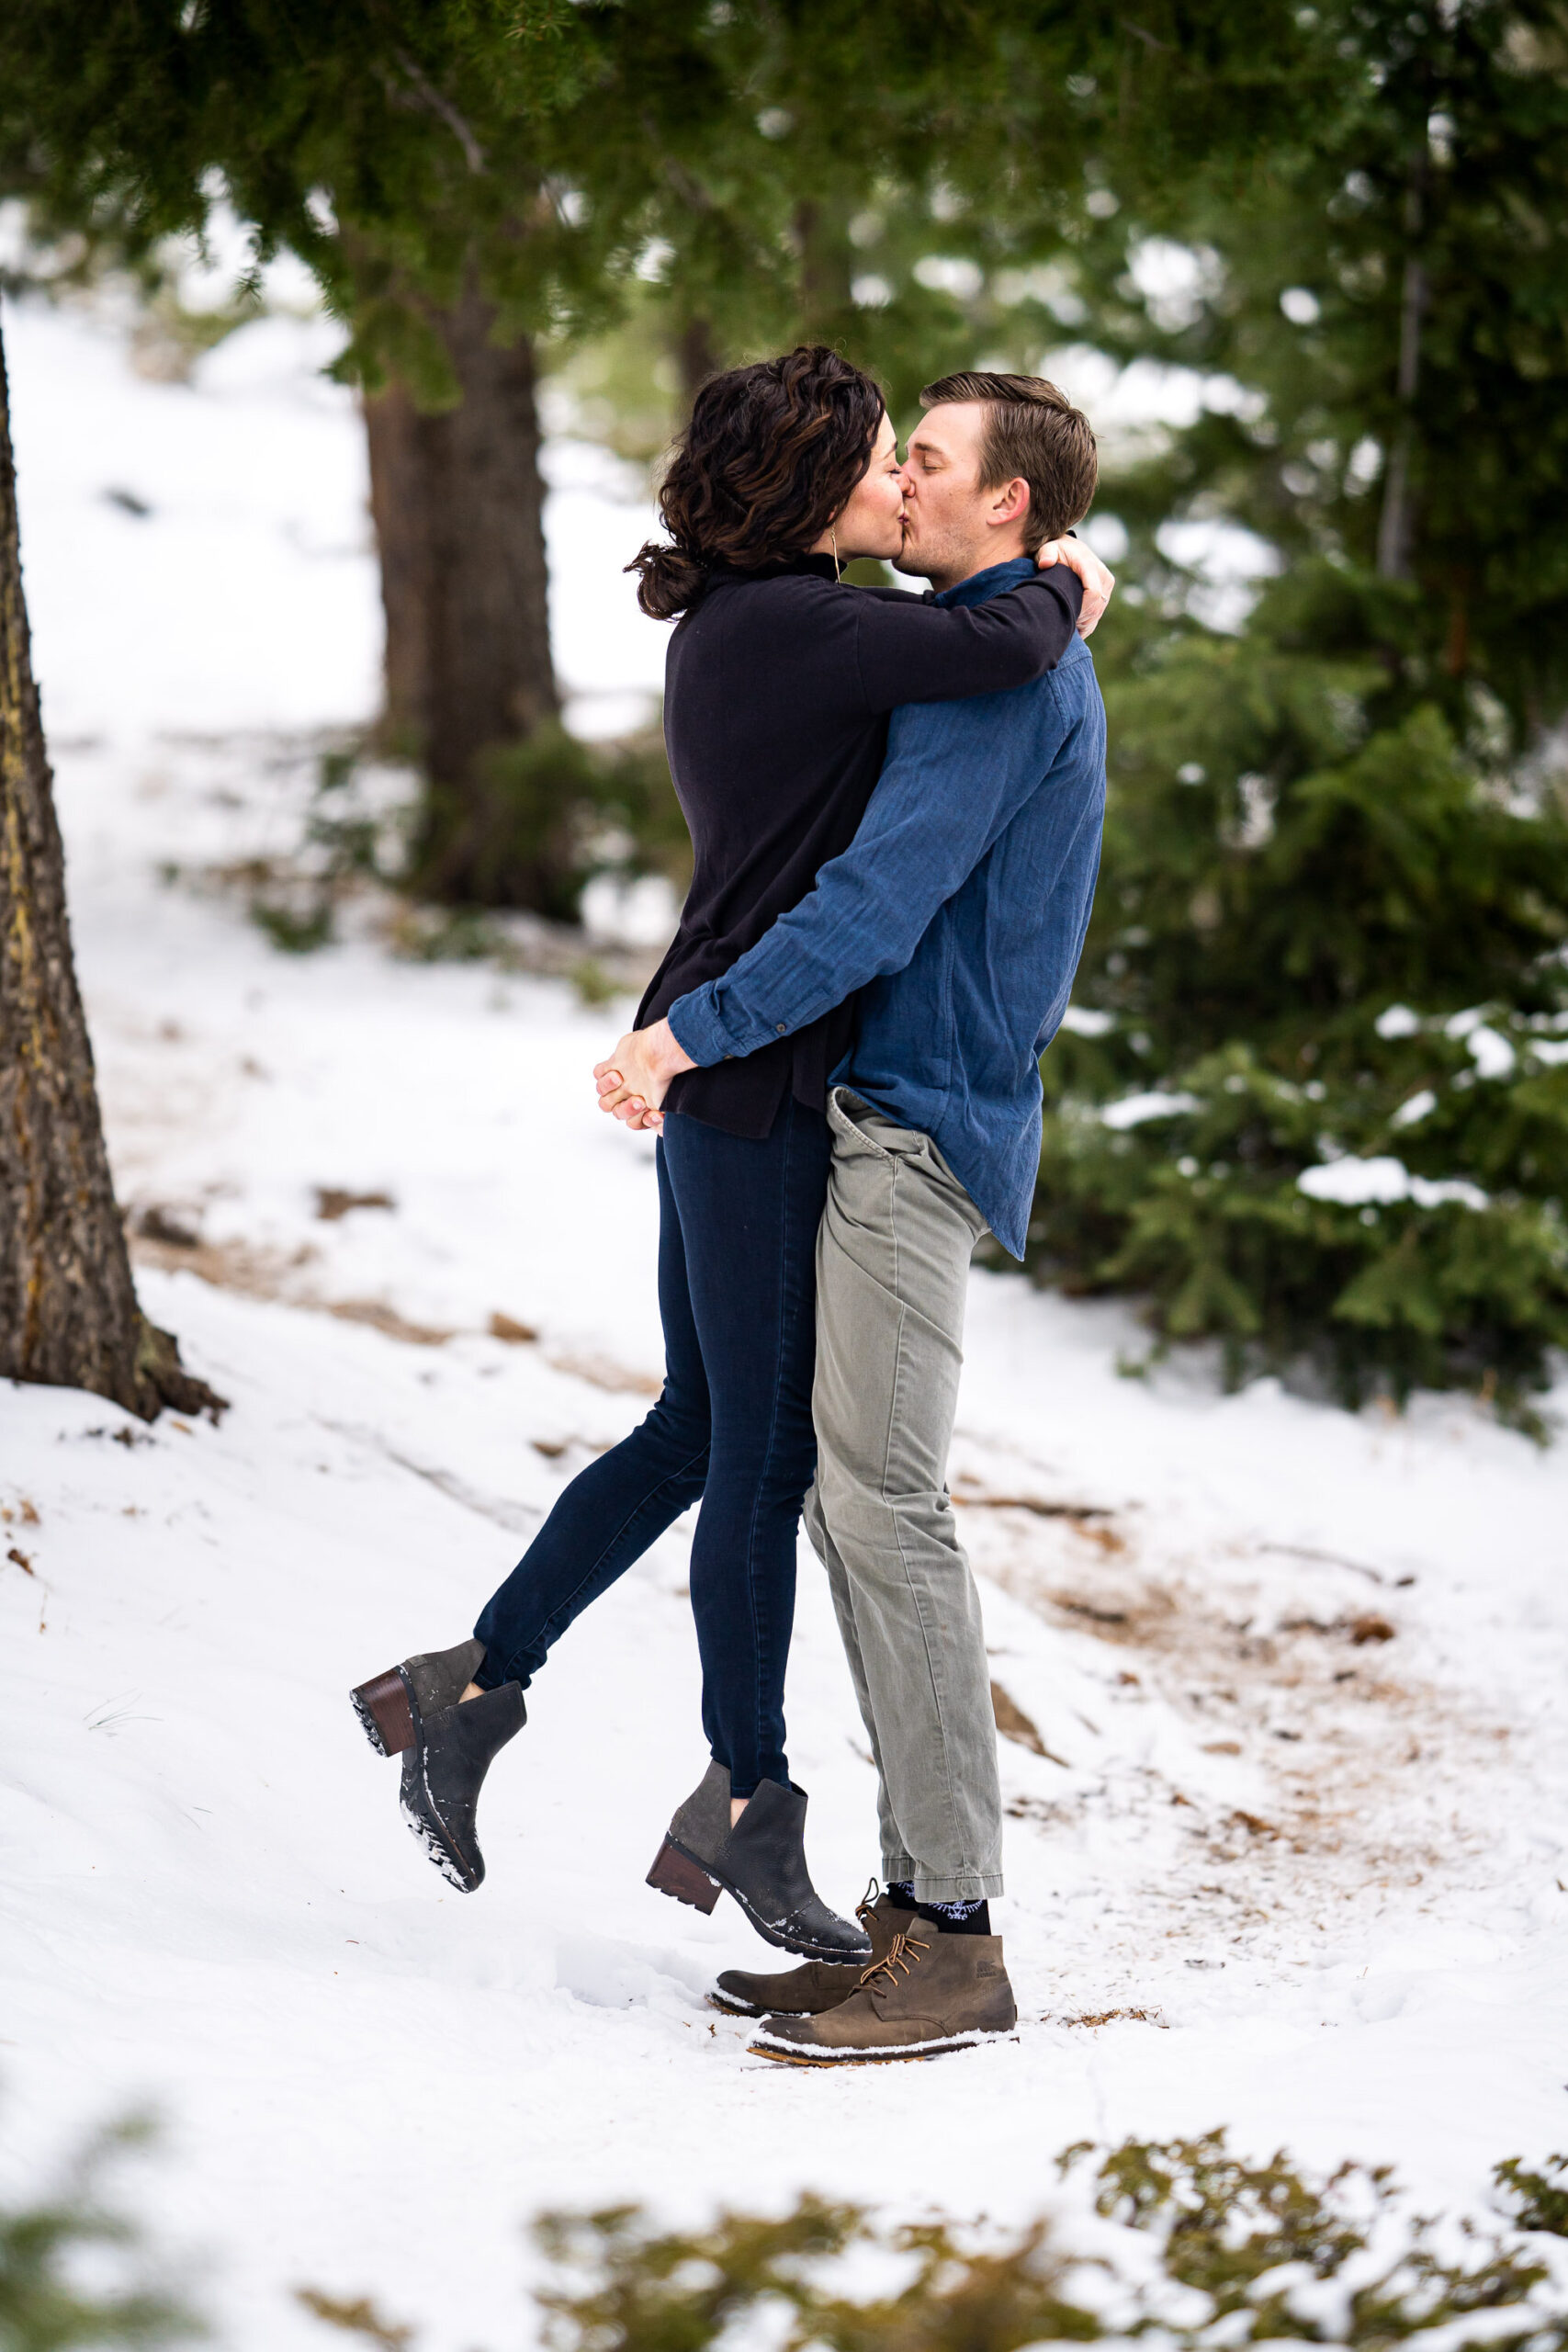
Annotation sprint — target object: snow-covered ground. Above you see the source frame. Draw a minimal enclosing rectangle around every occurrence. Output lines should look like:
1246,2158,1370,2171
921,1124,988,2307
4,297,1568,2350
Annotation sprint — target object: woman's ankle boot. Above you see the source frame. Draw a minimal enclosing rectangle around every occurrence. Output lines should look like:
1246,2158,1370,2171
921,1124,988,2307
648,1761,872,1963
399,1681,525,1892
350,1637,487,1757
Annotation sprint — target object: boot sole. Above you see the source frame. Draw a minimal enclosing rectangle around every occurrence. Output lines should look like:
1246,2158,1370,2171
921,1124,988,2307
660,1838,871,1965
351,1668,414,1758
750,2032,1010,2066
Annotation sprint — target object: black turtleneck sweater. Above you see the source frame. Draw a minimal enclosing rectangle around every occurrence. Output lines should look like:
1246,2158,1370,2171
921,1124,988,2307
636,552,1084,1136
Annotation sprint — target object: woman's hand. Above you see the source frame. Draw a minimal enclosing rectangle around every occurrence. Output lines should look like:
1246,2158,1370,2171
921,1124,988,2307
1037,536,1115,637
593,1018,696,1132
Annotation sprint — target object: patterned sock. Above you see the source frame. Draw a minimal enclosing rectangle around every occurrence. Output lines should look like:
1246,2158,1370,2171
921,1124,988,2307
886,1880,919,1909
916,1897,992,1938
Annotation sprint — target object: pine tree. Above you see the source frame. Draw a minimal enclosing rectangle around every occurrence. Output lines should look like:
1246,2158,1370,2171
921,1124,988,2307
0,316,221,1419
0,2,584,1406
579,0,1323,424
0,0,590,910
0,1,1325,915
1021,0,1568,1421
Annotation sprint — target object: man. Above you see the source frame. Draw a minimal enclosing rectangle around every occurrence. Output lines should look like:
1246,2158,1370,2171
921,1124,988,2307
599,373,1108,2062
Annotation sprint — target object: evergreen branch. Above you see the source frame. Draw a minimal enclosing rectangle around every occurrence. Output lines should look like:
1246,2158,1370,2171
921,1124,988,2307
383,31,488,175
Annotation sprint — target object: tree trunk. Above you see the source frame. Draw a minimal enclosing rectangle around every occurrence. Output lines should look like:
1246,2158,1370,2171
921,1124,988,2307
1376,174,1428,584
364,277,559,907
0,313,222,1422
793,198,855,342
674,313,720,412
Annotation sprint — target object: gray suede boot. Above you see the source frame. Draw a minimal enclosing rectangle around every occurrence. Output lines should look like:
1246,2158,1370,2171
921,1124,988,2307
648,1761,872,1963
351,1638,525,1892
710,1886,900,2017
351,1637,487,1757
399,1680,525,1892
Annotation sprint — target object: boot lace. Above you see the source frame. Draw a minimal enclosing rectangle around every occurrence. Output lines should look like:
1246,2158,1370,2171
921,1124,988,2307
858,1928,931,1994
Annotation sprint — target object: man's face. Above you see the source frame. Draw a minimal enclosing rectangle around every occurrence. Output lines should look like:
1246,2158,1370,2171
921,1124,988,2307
896,401,1024,588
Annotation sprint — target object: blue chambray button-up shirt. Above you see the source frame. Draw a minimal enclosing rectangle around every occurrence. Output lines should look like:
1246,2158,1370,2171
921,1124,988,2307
667,556,1108,1258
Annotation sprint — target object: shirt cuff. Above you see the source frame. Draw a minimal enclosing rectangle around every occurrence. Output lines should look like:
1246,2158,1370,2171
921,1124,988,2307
667,985,744,1067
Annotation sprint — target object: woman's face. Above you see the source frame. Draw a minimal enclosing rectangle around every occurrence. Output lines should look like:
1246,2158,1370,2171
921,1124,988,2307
813,412,906,563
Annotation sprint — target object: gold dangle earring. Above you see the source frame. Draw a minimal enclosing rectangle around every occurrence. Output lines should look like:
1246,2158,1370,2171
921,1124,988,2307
829,524,842,582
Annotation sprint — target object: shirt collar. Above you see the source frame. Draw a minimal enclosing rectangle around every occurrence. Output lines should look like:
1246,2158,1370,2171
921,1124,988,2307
932,556,1036,609
709,551,840,585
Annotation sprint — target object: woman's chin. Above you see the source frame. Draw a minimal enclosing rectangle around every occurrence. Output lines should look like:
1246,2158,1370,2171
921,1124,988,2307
846,535,907,565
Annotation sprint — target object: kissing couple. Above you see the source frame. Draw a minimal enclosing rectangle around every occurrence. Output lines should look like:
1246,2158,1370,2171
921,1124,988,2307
352,345,1111,2065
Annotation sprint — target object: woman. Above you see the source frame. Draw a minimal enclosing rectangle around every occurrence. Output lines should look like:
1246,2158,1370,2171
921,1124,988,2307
350,346,1099,1962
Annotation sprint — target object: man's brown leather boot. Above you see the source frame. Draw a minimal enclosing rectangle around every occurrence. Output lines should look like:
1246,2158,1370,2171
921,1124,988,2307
749,1926,1017,2063
710,1888,901,2018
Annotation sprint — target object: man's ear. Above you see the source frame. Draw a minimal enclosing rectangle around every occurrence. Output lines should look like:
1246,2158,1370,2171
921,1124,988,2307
987,477,1031,529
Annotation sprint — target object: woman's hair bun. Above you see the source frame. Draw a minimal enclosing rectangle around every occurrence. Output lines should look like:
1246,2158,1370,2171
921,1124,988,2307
626,539,712,622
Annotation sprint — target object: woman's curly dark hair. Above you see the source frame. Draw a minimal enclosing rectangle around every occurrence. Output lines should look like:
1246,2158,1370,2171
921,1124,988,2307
627,345,885,619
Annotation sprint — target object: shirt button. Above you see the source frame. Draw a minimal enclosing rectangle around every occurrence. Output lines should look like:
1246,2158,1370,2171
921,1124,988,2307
775,1023,786,1035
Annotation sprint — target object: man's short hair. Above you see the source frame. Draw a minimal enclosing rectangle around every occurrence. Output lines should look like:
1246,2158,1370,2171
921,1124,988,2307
919,370,1097,551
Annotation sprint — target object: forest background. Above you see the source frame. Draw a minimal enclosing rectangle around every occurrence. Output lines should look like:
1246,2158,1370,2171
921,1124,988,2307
3,0,1568,1430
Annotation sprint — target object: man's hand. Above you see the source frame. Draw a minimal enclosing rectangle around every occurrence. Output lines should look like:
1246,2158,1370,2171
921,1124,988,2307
593,1017,696,1133
1037,535,1115,638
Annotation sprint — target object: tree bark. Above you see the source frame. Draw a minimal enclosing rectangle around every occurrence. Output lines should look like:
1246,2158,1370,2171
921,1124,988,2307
364,277,559,906
793,198,855,342
674,313,720,412
0,313,222,1421
1376,175,1428,584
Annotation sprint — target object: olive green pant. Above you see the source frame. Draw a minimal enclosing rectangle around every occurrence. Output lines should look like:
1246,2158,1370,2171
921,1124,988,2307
803,1089,1003,1902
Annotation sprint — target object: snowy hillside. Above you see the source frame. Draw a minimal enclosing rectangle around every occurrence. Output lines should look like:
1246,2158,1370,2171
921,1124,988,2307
3,296,1567,2352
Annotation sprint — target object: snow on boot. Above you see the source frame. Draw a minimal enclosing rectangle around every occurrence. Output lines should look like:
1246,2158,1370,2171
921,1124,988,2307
398,1680,525,1893
750,1927,1017,2064
350,1636,487,1758
648,1760,872,1963
710,1886,900,2017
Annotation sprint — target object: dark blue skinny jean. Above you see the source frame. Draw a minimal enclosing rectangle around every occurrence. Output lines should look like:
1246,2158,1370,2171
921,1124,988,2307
473,1092,829,1794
